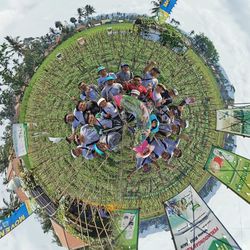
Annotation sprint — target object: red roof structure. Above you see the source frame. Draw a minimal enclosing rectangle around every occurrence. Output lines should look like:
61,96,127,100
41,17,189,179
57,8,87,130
51,219,88,250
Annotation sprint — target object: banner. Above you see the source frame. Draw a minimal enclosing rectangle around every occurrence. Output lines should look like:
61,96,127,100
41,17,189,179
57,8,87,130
112,209,140,250
205,146,250,204
164,185,240,250
0,201,32,239
216,107,250,137
12,123,28,157
158,0,177,23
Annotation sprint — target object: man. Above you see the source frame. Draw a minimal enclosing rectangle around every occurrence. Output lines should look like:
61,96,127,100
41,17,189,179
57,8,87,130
163,137,183,160
124,75,149,98
161,88,179,106
152,84,166,107
64,110,87,143
75,124,100,147
142,61,161,88
76,100,100,116
97,98,119,119
158,123,181,137
71,141,109,159
97,66,116,89
99,131,122,151
78,82,99,101
101,76,123,101
116,63,134,85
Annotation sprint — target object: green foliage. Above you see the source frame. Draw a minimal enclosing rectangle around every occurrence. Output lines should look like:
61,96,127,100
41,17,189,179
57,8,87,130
160,24,184,48
193,33,219,64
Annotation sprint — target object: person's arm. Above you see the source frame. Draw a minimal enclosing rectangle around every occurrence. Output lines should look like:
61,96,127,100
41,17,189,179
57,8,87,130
143,61,157,73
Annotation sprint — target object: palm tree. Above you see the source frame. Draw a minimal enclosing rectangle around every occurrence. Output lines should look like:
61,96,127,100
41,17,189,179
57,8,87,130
84,5,95,20
151,0,163,17
55,21,63,31
4,36,24,57
0,192,21,220
70,17,77,27
77,7,84,23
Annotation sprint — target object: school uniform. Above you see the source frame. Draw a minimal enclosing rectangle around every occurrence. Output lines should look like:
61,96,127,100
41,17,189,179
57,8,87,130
72,109,87,132
142,72,158,88
80,124,100,147
98,73,117,89
100,102,118,119
101,83,123,101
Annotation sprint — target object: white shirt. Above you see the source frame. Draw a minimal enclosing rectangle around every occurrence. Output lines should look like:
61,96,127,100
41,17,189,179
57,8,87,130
80,124,100,147
142,72,158,88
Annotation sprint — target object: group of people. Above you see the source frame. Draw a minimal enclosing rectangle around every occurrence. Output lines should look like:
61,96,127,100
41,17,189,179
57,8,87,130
64,61,195,178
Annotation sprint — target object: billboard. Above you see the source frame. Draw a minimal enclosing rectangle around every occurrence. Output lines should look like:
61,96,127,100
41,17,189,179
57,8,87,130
205,146,250,204
112,209,140,250
12,123,28,157
164,185,241,250
0,201,32,239
216,108,250,137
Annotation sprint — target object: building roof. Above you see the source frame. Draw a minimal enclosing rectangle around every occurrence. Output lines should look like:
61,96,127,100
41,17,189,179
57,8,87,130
51,219,88,250
6,158,22,181
15,188,29,202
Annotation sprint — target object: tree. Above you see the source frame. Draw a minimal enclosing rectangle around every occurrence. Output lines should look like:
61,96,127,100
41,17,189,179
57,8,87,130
83,5,95,20
160,25,184,49
55,21,63,31
4,36,24,57
70,17,77,27
77,7,84,23
0,192,21,220
151,0,162,17
193,33,219,64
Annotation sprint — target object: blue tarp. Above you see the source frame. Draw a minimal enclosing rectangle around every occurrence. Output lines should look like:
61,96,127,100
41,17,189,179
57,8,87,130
160,0,177,15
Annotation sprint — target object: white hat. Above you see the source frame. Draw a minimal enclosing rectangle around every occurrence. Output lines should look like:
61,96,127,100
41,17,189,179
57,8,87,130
97,98,106,106
71,149,77,158
173,89,179,96
131,89,140,96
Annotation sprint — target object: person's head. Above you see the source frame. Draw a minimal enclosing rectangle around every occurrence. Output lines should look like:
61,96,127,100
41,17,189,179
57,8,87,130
98,66,107,77
162,152,171,161
121,63,130,73
131,89,140,98
169,89,179,98
150,67,161,78
133,75,142,86
180,119,189,129
78,82,87,92
75,134,85,145
171,124,181,135
173,148,182,158
71,147,83,158
155,84,166,93
88,114,97,125
105,75,115,86
151,119,158,129
97,98,107,108
76,101,87,112
64,113,74,124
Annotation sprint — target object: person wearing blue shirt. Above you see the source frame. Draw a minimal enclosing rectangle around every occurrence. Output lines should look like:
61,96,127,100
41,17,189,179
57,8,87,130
78,82,99,101
101,76,123,102
97,66,117,90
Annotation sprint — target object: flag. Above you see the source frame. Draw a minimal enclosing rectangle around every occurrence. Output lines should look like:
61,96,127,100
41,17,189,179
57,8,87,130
158,0,178,24
216,106,250,137
164,185,241,250
205,146,250,204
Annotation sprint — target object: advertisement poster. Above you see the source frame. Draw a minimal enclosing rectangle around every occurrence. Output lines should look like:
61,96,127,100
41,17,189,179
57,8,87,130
0,201,32,239
112,209,140,250
12,123,28,157
205,146,250,204
216,108,250,137
164,185,240,250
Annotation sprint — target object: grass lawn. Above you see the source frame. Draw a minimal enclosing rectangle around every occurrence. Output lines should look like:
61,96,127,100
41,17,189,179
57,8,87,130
20,22,224,220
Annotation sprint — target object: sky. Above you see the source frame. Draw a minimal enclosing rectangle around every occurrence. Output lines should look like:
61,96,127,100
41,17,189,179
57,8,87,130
0,0,250,249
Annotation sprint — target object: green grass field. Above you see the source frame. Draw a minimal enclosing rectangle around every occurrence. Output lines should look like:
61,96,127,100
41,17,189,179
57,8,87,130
20,23,224,220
